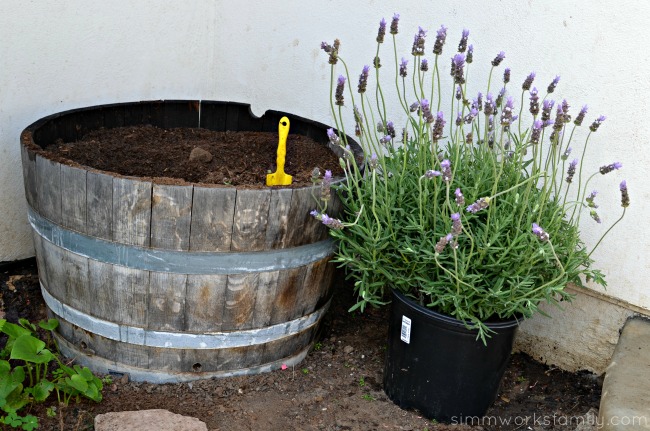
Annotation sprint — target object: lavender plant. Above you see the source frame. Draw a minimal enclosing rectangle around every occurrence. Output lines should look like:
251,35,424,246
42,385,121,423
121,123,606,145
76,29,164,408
313,15,629,341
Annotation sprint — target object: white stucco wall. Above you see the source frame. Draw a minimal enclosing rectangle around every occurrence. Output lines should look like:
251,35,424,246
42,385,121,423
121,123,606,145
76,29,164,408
1,1,648,369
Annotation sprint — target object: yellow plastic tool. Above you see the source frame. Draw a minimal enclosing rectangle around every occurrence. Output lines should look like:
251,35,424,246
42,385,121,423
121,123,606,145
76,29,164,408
266,116,293,186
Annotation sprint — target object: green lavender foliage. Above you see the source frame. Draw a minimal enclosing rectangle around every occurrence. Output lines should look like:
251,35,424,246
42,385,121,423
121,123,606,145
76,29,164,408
315,18,627,341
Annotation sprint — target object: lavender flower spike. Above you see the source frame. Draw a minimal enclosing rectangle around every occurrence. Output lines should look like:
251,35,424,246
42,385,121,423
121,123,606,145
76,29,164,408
421,58,429,72
358,65,370,94
532,223,550,242
491,51,505,67
327,128,340,146
599,161,622,175
620,180,630,208
503,68,511,84
455,188,465,207
440,159,452,182
590,115,606,132
335,75,346,106
376,18,387,43
433,25,447,55
399,57,408,77
566,159,578,183
432,111,446,140
466,197,490,213
434,234,451,253
574,105,588,126
451,212,462,236
522,72,536,91
321,214,344,230
451,53,466,84
412,27,427,56
423,170,441,179
466,44,474,63
547,75,560,94
586,190,598,208
389,13,400,35
458,29,469,53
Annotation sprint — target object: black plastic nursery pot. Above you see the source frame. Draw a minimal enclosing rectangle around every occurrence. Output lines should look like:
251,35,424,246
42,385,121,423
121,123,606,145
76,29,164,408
19,100,360,383
383,289,520,423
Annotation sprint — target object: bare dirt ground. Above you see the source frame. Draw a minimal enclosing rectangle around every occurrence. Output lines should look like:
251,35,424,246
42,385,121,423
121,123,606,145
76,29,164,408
2,260,601,431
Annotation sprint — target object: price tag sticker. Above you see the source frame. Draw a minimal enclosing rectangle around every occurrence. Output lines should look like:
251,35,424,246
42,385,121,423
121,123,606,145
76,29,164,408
400,315,412,344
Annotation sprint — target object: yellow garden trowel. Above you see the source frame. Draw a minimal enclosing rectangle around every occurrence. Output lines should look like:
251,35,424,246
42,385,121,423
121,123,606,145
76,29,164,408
266,116,293,186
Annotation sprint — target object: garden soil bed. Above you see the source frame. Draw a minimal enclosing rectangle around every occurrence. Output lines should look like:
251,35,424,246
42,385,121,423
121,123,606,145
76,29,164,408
43,125,344,187
2,260,602,431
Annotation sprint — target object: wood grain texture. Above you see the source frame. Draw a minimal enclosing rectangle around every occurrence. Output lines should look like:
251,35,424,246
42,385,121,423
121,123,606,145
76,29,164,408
230,189,271,252
269,266,308,325
60,164,87,233
265,188,293,249
221,273,258,331
112,177,152,247
38,237,68,302
86,171,113,240
151,184,193,250
87,259,116,322
184,274,228,332
35,155,62,224
189,186,236,252
251,271,280,328
20,144,38,210
62,250,90,315
285,186,322,247
113,265,150,327
147,271,188,331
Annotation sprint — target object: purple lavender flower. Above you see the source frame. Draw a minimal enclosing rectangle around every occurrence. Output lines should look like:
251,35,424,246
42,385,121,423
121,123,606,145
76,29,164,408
566,159,578,183
495,87,506,107
435,234,452,253
379,135,392,144
529,87,539,116
412,27,427,56
466,197,489,213
466,44,474,63
484,93,495,116
574,105,588,126
589,210,602,224
599,162,622,175
399,57,408,78
323,169,332,185
424,169,441,179
451,53,466,84
491,51,506,67
421,58,429,72
500,97,515,127
327,128,340,145
409,101,419,112
321,214,344,230
561,147,572,160
310,209,319,218
432,111,446,140
476,92,483,111
590,115,606,132
522,72,536,91
390,13,400,35
373,56,381,69
455,112,463,126
335,75,346,106
586,190,598,208
451,212,462,236
440,159,452,182
547,75,560,94
433,25,447,55
358,65,370,94
620,180,630,208
353,106,364,136
541,99,555,122
320,42,332,53
532,223,550,242
503,68,511,84
420,99,434,123
328,39,341,64
458,29,469,53
464,107,479,124
465,131,473,144
455,85,462,100
320,170,333,201
386,121,396,138
455,188,465,207
377,18,387,43
369,153,379,169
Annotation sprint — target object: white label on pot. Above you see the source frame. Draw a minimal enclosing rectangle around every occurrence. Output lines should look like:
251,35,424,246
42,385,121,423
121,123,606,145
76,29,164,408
400,315,412,344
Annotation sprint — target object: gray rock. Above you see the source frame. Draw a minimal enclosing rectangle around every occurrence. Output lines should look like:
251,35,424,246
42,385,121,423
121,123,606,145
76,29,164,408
189,147,213,163
94,409,208,431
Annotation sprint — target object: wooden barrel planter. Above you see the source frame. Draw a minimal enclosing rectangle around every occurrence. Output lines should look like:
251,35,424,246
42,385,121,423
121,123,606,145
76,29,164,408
19,100,358,383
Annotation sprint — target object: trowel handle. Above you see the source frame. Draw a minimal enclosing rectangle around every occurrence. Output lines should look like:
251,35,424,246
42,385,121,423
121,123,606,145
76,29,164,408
276,116,290,171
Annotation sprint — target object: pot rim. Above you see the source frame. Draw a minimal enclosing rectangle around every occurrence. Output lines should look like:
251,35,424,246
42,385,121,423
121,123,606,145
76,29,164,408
391,289,523,330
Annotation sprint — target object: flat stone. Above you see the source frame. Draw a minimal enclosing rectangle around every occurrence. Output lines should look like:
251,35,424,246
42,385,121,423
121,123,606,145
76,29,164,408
599,318,650,430
94,409,208,431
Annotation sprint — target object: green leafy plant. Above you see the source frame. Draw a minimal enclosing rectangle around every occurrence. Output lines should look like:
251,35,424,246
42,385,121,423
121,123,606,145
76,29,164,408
0,318,104,429
312,14,628,341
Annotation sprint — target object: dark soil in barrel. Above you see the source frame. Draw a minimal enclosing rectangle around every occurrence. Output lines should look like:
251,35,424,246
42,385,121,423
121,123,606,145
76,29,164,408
2,260,602,431
43,125,344,188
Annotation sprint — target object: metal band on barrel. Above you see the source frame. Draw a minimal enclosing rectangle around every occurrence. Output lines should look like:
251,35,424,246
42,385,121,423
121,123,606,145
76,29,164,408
28,207,334,274
42,286,330,349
